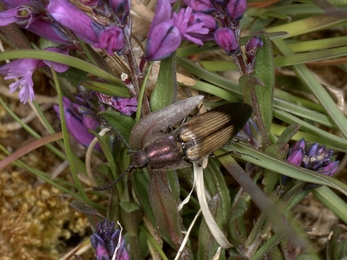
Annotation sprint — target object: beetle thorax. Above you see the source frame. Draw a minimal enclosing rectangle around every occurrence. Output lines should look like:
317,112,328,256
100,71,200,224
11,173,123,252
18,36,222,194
131,150,148,168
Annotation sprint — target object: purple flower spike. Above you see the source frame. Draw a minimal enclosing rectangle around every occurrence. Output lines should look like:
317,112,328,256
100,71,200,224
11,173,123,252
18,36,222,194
286,139,340,188
226,0,247,22
145,22,181,61
214,28,239,54
91,220,130,260
184,0,216,13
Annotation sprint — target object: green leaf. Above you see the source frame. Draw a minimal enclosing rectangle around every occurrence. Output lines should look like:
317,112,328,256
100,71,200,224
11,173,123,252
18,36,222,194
150,55,177,111
203,158,231,228
274,39,347,140
80,81,131,97
263,143,289,194
248,33,275,133
148,171,183,250
197,194,226,260
276,124,301,144
266,14,347,38
80,41,114,74
92,164,114,188
131,169,156,225
229,197,248,247
325,224,347,260
119,201,143,237
0,49,121,84
99,110,136,144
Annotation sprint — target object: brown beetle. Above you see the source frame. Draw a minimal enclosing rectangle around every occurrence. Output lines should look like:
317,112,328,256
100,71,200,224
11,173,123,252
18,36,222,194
95,97,252,190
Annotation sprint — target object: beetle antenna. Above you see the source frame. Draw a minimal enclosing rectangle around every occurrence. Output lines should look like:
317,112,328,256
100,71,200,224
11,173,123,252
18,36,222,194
93,165,135,191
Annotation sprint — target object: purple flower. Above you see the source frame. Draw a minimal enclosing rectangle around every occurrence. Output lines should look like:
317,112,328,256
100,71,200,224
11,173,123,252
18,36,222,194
148,0,173,36
171,7,209,45
30,19,72,45
90,220,130,260
0,47,69,103
97,93,137,115
145,0,211,60
47,0,99,44
48,0,128,54
226,0,247,22
54,97,101,148
214,28,239,54
94,26,126,55
286,138,339,177
184,0,216,13
287,148,304,167
145,22,181,61
0,1,71,44
187,12,217,42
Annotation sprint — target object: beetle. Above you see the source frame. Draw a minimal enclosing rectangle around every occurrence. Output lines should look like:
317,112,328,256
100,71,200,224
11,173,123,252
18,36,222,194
95,96,253,190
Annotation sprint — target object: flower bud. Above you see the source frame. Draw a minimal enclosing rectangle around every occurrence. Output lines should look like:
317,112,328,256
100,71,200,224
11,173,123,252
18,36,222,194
94,25,126,55
245,35,263,65
226,0,247,22
214,28,239,54
287,148,304,167
145,22,181,61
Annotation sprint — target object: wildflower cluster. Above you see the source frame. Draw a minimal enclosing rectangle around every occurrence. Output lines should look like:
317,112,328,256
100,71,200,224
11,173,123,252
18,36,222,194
146,0,263,70
53,88,137,148
90,220,130,260
286,138,339,177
